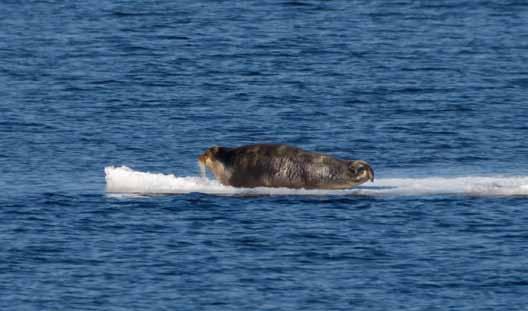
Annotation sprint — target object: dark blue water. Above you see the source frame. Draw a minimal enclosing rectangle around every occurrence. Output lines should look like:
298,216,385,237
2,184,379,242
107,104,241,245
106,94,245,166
2,1,528,310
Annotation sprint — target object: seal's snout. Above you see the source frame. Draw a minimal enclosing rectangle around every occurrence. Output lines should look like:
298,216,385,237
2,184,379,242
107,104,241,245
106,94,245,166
198,147,217,164
198,153,207,164
198,146,231,184
198,146,221,165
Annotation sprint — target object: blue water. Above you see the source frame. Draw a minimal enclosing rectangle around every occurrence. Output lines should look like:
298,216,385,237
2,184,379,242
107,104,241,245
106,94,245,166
2,1,528,310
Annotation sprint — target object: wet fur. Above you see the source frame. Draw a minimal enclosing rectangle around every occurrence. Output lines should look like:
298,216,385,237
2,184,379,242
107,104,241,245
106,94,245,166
198,144,373,189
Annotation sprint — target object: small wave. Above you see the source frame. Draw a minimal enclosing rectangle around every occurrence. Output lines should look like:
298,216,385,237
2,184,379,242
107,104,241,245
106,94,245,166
104,166,528,197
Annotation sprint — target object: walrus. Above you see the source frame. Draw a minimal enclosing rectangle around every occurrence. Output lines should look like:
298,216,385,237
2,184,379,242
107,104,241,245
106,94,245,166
198,144,374,189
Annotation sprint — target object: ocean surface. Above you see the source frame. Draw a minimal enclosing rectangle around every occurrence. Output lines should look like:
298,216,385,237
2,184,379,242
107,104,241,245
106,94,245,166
2,1,528,310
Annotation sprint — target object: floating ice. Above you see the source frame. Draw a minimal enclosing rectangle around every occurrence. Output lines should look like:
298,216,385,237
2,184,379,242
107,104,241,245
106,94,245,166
104,166,528,197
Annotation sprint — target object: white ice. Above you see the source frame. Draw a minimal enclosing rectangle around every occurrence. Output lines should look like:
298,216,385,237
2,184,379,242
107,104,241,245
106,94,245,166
105,166,528,197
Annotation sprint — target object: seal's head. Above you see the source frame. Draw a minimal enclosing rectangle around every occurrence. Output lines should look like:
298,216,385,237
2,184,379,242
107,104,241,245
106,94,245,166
346,160,374,185
198,146,231,183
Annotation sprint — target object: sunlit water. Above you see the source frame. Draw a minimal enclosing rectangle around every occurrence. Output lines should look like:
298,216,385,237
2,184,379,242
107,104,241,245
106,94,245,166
2,1,528,310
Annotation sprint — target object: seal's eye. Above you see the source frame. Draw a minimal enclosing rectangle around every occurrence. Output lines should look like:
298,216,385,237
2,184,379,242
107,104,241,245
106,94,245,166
355,167,365,175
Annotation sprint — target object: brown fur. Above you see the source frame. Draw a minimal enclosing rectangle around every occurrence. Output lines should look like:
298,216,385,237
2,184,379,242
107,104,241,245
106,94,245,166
198,144,374,189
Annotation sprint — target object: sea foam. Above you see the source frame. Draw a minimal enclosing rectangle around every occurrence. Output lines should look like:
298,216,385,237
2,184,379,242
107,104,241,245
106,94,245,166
104,166,528,197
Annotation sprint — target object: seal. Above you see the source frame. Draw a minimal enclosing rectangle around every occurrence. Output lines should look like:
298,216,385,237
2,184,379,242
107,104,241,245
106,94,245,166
198,144,374,189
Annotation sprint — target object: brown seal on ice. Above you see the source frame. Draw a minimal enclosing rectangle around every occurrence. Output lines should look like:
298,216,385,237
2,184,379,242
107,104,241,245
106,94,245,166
198,144,374,189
